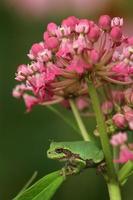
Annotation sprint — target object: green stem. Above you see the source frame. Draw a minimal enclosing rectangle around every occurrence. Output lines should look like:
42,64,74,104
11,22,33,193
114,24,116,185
118,161,133,185
87,80,115,178
69,99,91,141
113,147,119,172
107,182,121,200
14,171,38,199
87,80,121,200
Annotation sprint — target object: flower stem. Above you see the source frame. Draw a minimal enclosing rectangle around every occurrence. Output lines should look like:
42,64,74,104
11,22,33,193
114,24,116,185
87,80,121,200
107,182,121,200
87,80,115,178
113,147,119,172
118,161,133,185
69,99,91,141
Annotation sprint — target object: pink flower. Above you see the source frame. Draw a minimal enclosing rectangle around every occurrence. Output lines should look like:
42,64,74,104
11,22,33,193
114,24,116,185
62,16,79,31
28,43,44,60
67,57,91,74
128,37,133,45
75,19,90,33
111,63,129,76
76,97,89,111
101,101,113,115
110,132,127,146
37,49,52,62
12,84,27,98
111,90,124,105
55,26,71,38
113,113,127,129
124,110,133,122
23,94,39,112
13,15,133,111
90,49,100,64
15,64,33,81
114,146,133,163
124,88,133,105
111,17,123,27
45,37,59,49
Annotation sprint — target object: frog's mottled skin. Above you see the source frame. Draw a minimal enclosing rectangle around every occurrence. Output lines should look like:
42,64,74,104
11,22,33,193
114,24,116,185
47,141,104,175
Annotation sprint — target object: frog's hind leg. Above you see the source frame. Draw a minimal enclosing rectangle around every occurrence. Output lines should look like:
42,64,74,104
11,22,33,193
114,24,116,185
96,162,106,175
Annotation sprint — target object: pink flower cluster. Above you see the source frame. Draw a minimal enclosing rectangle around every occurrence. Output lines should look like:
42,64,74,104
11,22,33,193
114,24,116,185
100,87,133,132
13,15,133,111
110,132,133,163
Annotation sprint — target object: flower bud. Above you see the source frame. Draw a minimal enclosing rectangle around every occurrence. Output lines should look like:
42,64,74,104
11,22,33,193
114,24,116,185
113,113,127,129
45,37,59,49
101,101,113,115
98,15,111,30
43,31,50,41
88,26,100,42
110,27,122,42
62,16,79,30
47,22,57,35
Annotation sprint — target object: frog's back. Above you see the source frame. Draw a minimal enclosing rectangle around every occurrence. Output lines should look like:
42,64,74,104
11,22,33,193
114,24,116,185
54,141,104,163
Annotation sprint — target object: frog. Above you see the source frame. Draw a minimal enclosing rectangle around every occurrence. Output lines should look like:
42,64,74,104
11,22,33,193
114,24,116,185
47,141,105,176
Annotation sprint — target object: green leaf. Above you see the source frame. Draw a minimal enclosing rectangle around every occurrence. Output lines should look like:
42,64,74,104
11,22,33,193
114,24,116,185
15,171,38,199
13,170,65,200
118,161,133,185
32,176,64,200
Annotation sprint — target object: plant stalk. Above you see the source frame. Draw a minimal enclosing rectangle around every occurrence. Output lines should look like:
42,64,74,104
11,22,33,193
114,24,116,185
107,182,121,200
87,80,121,200
69,99,91,141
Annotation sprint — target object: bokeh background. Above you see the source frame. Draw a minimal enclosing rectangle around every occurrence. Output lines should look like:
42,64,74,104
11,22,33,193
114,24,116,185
0,0,133,199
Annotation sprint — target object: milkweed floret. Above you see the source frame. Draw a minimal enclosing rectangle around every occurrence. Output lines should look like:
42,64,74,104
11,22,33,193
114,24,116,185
110,132,133,163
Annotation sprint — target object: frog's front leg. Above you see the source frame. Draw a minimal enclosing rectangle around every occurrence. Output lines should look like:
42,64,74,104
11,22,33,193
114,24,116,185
61,158,85,176
69,157,86,175
60,160,76,176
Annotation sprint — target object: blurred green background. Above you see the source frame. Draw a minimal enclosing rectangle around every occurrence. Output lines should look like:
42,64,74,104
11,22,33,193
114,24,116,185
0,0,133,199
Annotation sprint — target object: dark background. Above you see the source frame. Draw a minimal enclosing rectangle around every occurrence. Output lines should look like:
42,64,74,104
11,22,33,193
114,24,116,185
0,0,133,199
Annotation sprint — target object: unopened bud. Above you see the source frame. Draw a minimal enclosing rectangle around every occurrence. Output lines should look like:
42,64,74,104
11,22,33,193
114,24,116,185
113,113,127,129
99,15,111,31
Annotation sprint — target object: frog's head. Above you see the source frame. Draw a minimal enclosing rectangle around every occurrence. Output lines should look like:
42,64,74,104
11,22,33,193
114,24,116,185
47,142,70,160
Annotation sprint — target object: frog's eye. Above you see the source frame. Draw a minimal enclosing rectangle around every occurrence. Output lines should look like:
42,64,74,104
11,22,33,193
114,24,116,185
55,148,63,153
